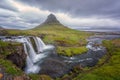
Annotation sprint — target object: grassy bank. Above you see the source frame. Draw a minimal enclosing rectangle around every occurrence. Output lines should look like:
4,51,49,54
72,38,120,80
0,41,23,76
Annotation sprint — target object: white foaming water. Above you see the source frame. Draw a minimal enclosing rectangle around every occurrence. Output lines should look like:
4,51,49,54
23,37,54,74
34,37,54,53
1,36,54,74
33,37,46,53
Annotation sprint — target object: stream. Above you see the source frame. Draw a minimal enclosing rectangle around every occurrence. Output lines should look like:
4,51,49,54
0,34,120,78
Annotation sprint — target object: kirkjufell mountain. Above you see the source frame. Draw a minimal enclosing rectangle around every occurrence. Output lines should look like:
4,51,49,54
34,13,68,29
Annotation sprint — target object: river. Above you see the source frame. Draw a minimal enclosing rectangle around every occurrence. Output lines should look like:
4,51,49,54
0,34,120,78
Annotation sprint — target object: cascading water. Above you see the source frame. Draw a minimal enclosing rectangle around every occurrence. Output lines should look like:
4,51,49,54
23,37,54,74
1,36,54,74
33,37,46,53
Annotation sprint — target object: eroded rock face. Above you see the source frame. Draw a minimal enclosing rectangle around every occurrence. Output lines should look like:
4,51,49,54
39,58,70,78
6,45,27,69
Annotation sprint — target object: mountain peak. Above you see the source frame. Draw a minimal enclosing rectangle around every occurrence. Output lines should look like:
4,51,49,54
43,13,60,24
33,14,69,29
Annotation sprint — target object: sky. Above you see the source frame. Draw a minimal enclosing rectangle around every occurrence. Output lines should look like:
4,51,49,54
0,0,120,30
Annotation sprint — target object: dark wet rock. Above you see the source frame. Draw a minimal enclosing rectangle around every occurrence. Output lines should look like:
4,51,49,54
39,58,70,78
6,45,27,69
80,58,99,67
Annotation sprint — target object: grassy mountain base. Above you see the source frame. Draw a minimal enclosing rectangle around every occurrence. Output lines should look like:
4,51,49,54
6,24,91,56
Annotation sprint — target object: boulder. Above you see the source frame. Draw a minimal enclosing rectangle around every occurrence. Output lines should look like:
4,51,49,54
39,58,70,78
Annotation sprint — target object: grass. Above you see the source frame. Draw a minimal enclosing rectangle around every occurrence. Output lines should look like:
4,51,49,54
57,46,88,56
0,59,23,76
0,40,22,57
29,74,52,80
73,38,120,80
0,41,24,76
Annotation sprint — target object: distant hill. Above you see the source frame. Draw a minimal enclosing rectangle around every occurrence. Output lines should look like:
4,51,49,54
0,26,4,29
33,14,69,30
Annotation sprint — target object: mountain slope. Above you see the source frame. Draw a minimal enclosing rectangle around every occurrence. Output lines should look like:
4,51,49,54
33,13,69,30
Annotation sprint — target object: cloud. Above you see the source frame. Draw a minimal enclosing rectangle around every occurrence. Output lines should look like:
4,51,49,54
0,0,51,29
55,13,120,28
0,0,18,11
17,0,120,19
0,0,120,29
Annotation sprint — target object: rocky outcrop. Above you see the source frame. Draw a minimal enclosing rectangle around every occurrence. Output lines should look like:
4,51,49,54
39,58,70,78
6,45,27,69
43,14,60,25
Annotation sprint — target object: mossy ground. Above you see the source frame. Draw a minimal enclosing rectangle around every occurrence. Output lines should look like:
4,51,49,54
0,41,22,57
71,38,120,80
0,59,23,76
29,74,52,80
0,41,23,76
57,46,88,56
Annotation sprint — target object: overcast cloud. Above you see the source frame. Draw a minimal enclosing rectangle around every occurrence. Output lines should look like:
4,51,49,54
0,0,120,29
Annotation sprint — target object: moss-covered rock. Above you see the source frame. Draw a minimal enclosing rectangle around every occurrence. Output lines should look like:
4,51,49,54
0,59,23,76
0,40,27,69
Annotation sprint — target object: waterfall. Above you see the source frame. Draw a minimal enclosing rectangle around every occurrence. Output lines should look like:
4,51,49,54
33,37,46,53
1,36,54,74
23,37,54,74
33,37,54,53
